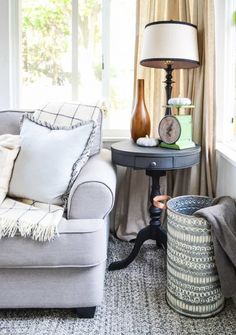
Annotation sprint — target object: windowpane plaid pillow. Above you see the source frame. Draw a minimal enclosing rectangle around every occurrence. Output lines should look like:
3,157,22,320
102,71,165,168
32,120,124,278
33,102,103,156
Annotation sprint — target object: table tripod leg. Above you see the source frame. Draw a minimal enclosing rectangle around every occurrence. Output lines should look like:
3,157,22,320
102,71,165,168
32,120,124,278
108,170,167,271
147,170,167,249
108,225,151,271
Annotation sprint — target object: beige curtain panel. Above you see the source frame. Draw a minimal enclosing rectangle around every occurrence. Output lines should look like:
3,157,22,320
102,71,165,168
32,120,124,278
114,0,216,241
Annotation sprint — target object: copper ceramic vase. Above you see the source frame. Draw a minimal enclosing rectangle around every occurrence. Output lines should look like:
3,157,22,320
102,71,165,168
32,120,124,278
131,79,151,142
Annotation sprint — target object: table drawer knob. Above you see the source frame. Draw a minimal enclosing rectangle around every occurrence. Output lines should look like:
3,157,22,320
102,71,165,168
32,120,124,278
150,161,157,168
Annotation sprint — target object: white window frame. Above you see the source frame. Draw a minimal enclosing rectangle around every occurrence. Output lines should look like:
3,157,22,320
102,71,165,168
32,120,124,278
101,0,110,130
71,0,79,101
215,0,236,143
102,0,132,139
215,0,236,164
0,0,20,109
9,0,21,108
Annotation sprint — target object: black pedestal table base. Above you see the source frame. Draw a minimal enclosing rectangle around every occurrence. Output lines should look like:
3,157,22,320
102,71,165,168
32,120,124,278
108,170,167,271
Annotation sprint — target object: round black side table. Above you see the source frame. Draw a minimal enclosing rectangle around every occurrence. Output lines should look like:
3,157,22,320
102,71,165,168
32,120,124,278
108,140,201,271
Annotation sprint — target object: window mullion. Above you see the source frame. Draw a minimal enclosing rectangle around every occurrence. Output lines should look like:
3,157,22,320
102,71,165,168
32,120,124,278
9,0,21,108
102,0,110,128
72,0,79,101
223,0,236,142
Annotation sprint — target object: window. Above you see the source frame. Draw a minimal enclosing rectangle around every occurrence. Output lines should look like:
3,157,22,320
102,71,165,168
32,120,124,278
20,0,136,130
216,0,236,144
231,6,236,141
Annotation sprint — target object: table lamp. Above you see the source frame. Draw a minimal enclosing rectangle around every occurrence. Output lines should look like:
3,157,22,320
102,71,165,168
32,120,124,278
140,20,199,116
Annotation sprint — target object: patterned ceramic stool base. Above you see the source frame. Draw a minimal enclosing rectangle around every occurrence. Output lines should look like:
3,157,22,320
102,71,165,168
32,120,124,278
166,195,225,318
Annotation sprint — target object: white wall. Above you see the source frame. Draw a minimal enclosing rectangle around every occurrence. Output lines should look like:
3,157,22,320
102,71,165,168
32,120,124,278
216,151,236,197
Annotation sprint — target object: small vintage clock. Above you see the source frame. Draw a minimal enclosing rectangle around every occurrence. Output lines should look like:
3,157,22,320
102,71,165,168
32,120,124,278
158,105,195,150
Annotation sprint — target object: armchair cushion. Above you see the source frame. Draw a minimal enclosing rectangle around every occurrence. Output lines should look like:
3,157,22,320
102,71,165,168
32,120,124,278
9,114,96,205
0,218,106,268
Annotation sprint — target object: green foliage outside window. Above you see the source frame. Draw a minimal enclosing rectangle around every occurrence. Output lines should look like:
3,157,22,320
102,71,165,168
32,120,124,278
22,0,101,86
22,0,71,85
233,11,236,25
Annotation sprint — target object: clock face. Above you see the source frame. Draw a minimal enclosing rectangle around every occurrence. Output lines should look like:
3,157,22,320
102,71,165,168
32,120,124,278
158,116,181,144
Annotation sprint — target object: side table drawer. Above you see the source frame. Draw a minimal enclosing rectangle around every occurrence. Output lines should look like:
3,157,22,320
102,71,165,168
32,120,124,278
134,156,173,169
174,153,200,168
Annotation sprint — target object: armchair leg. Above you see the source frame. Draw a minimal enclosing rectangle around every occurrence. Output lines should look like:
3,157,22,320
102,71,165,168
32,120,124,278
75,306,96,318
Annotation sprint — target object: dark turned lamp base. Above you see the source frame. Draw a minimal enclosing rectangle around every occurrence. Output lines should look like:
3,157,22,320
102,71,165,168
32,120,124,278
164,63,174,116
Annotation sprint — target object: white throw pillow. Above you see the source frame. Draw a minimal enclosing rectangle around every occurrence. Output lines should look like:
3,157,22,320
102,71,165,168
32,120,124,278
0,134,21,204
33,102,103,156
9,114,96,205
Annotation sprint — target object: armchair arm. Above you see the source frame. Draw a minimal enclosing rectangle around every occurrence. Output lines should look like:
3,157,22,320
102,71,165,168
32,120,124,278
67,149,116,220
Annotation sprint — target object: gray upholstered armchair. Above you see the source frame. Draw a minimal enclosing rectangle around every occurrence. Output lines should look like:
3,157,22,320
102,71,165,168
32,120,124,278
0,109,116,318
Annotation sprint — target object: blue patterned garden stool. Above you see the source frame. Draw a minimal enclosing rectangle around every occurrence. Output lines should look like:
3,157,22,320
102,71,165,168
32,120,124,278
166,195,224,317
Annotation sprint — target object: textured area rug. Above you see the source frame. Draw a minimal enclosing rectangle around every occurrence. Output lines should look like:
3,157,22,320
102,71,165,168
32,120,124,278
0,236,235,335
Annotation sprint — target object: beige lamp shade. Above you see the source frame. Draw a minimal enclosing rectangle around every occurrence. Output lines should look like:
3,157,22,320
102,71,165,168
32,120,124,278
140,21,199,69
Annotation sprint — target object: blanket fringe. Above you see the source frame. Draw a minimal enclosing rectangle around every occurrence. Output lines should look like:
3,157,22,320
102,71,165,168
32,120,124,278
31,223,57,242
0,217,57,242
0,217,19,238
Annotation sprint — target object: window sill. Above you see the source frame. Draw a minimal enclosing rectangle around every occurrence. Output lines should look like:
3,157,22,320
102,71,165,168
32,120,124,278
102,128,130,143
216,142,236,167
103,136,129,143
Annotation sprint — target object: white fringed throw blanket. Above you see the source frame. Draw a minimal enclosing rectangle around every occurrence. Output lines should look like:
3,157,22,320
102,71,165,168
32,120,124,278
0,134,63,242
